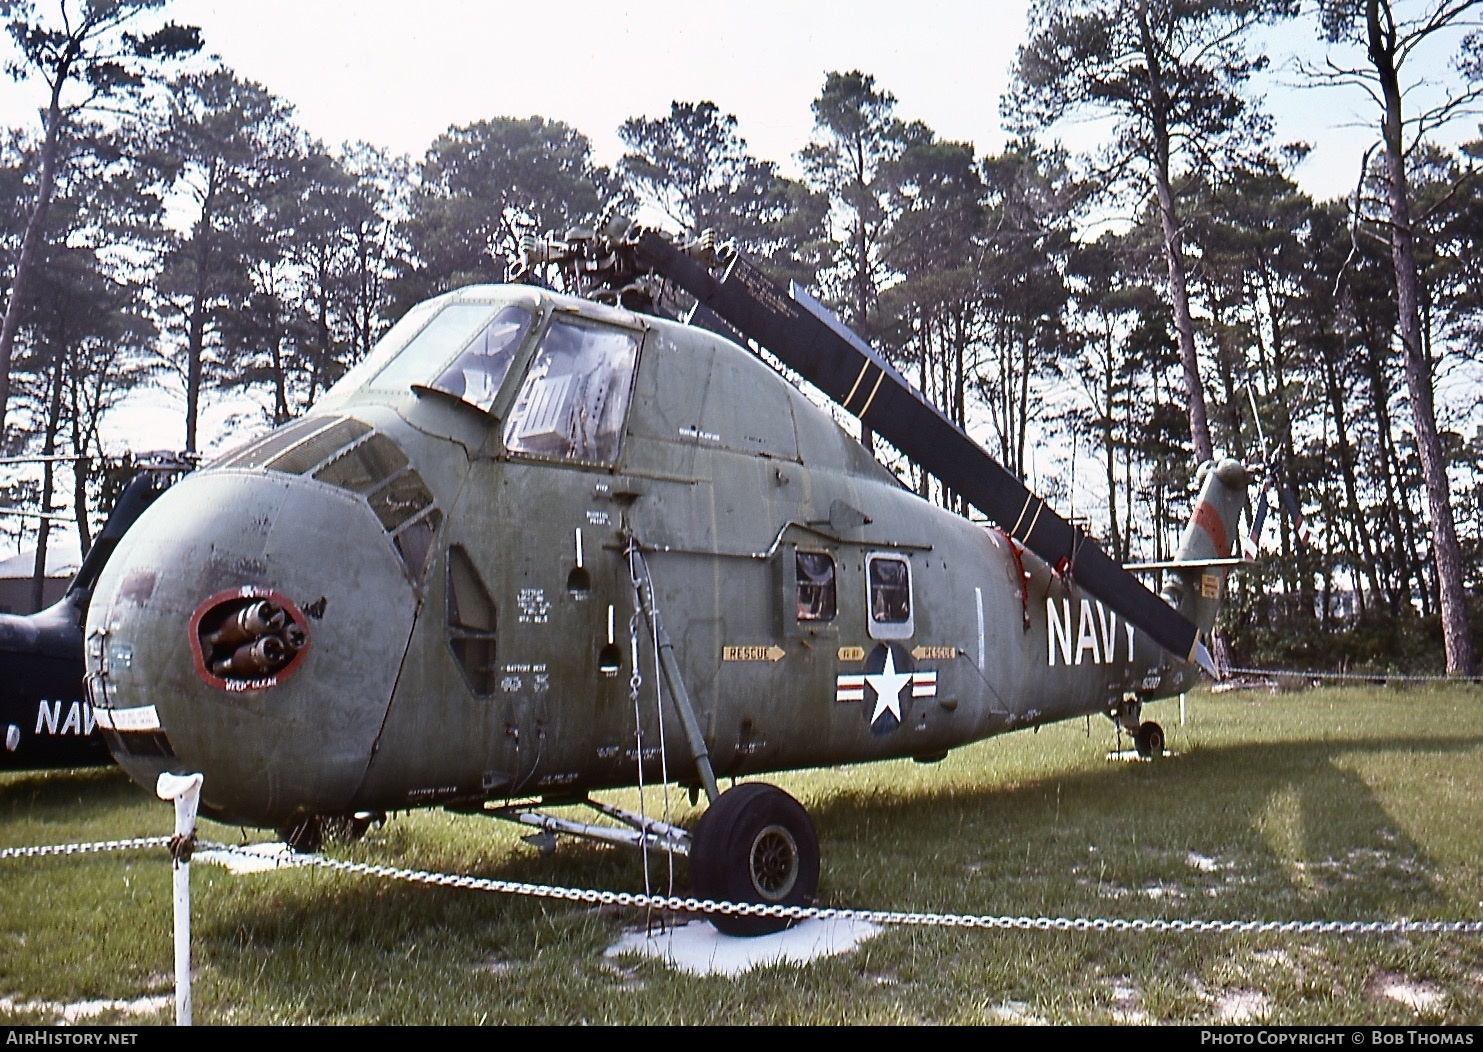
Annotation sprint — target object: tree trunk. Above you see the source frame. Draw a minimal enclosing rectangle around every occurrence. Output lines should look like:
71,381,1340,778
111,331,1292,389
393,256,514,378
0,76,68,441
30,354,65,612
1102,328,1122,563
1320,344,1380,612
1138,0,1215,466
1368,0,1476,675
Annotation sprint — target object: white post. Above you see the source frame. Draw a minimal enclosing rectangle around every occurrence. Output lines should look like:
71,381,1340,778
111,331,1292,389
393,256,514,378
1180,692,1187,726
156,772,204,1027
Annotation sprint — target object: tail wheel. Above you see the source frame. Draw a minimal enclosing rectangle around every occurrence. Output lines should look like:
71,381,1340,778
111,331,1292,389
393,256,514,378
690,782,820,937
1135,721,1165,759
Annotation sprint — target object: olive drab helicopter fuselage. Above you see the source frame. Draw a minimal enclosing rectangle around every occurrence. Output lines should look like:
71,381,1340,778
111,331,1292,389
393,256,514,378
82,222,1251,936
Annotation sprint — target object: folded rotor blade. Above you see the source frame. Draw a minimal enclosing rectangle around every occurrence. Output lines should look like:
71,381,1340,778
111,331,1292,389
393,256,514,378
634,231,1209,672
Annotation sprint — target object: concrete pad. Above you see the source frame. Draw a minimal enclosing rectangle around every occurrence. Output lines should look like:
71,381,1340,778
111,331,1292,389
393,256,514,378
196,841,299,874
606,914,881,976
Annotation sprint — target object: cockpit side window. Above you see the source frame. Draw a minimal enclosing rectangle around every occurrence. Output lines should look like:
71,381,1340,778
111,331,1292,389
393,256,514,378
504,317,640,465
867,553,914,640
426,305,533,412
796,551,837,622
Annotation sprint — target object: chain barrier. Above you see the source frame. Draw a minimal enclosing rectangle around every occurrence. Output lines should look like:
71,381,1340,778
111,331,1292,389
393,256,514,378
0,836,169,859
1216,664,1483,688
6,835,1483,938
1221,664,1477,688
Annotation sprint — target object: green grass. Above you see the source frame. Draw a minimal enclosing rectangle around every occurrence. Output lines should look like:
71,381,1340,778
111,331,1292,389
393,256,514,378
3,683,1483,1025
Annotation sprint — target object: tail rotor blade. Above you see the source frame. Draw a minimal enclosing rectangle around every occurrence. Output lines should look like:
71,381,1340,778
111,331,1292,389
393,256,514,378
1277,487,1311,546
1244,483,1271,560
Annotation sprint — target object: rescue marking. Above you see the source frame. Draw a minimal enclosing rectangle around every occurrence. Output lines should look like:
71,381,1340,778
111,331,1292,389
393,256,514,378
723,645,786,662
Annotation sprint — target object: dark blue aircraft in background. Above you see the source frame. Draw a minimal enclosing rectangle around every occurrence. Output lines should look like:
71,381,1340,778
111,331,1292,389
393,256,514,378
0,458,188,770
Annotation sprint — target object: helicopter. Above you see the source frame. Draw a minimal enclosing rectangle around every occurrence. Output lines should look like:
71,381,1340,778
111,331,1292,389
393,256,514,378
0,455,191,771
80,216,1251,936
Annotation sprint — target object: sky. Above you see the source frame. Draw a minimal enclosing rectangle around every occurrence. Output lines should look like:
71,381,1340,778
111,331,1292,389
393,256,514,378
2,0,1447,205
0,0,1479,561
167,0,1036,185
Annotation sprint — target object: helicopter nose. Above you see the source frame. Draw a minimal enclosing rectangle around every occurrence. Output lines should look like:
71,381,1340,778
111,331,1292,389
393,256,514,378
84,469,423,828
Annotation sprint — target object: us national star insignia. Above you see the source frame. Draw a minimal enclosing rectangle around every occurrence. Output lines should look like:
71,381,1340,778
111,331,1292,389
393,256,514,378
835,644,937,732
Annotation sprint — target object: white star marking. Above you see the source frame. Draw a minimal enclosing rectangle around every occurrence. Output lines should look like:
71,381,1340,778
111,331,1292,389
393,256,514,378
865,647,912,726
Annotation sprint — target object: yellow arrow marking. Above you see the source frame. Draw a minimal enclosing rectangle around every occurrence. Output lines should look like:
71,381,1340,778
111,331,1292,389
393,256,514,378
723,645,786,662
912,646,958,660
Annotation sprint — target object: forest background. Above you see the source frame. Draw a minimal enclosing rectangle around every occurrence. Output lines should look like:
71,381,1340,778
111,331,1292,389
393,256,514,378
1,0,1481,676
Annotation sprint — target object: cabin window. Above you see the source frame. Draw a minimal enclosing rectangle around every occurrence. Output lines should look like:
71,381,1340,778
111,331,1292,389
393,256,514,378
504,317,640,465
447,545,497,696
795,551,836,621
867,553,914,640
426,305,533,412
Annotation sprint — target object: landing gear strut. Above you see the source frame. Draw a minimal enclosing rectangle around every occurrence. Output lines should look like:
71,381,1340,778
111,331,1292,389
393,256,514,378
1114,696,1165,760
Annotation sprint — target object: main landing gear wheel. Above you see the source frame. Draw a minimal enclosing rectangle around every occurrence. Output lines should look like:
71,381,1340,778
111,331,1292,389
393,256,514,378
689,782,820,937
1134,721,1165,759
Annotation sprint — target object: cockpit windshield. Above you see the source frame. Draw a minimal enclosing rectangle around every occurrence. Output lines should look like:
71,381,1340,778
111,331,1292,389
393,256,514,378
315,293,538,415
424,306,532,412
374,304,533,411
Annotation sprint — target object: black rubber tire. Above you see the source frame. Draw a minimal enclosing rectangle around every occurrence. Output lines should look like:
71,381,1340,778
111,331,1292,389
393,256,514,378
690,782,820,937
277,813,381,853
1135,721,1165,759
277,815,324,854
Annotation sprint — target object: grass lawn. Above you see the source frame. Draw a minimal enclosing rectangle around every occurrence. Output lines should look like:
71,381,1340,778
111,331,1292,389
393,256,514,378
2,682,1481,1025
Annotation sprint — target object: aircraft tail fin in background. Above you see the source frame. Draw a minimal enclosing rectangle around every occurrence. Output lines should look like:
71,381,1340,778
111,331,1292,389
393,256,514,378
1159,459,1253,639
1125,458,1253,651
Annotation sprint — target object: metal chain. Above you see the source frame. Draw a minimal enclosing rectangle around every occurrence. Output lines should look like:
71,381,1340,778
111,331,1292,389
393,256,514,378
4,835,1483,936
0,836,170,858
213,843,1483,935
1222,666,1482,685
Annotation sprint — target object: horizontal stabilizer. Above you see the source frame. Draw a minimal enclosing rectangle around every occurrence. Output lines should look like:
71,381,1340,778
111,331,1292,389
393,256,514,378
1125,557,1252,572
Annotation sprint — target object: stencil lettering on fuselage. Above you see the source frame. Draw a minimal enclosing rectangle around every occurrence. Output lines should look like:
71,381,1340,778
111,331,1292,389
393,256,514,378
1046,597,1136,666
516,588,551,624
